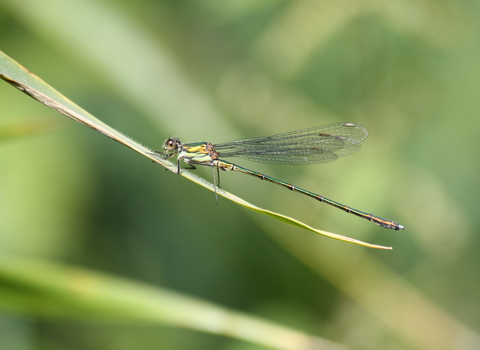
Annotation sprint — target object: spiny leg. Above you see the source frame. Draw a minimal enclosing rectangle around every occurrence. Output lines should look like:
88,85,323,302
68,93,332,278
175,157,197,174
211,166,221,204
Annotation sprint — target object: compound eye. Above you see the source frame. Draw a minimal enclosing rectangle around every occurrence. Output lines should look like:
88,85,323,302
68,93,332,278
163,138,178,151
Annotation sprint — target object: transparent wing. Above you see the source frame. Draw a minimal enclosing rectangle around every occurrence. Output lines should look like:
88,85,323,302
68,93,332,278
213,123,368,165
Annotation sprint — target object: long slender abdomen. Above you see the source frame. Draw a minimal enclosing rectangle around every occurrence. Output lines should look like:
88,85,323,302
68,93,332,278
220,160,404,231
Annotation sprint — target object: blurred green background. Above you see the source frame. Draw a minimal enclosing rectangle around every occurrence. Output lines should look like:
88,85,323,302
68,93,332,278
1,0,480,349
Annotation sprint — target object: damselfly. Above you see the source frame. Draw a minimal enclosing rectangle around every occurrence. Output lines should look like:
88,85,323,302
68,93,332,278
155,123,404,230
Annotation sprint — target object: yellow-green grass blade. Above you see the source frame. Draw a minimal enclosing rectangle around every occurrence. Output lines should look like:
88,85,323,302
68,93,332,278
0,254,347,350
0,50,390,249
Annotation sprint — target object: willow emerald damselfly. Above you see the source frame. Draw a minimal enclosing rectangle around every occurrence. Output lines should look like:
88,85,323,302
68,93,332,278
154,122,404,231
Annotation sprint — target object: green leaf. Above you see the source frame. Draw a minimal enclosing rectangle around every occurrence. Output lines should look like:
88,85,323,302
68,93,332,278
0,50,390,250
0,254,347,350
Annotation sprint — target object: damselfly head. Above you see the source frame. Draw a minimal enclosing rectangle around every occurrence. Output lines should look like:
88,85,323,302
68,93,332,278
163,137,181,154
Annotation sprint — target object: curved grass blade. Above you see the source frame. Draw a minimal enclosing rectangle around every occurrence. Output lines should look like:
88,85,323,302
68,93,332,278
0,254,347,350
0,50,391,249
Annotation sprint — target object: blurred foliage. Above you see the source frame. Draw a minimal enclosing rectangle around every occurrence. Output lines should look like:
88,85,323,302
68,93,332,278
1,0,480,349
